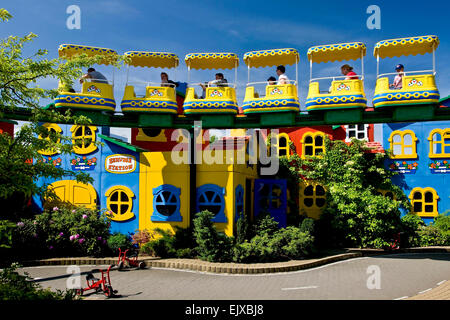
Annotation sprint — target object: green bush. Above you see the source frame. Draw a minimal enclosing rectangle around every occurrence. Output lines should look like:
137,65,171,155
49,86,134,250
172,226,197,251
107,232,133,254
252,211,279,238
400,213,424,247
287,138,409,249
0,263,76,300
12,206,111,258
193,211,233,262
0,220,16,249
232,213,315,263
299,218,315,235
233,226,315,263
433,214,450,244
141,228,176,258
139,227,198,258
418,225,447,246
271,226,315,259
235,212,249,244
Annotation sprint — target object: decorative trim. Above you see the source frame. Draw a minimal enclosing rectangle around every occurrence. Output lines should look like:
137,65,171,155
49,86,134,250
242,98,300,113
373,90,439,108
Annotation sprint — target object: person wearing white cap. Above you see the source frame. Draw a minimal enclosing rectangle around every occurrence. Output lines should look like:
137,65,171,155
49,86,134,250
390,64,404,89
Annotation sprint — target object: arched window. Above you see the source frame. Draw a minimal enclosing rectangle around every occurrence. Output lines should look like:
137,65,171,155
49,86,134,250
375,190,395,200
388,130,418,159
428,128,450,158
276,133,290,158
196,184,226,223
302,132,326,158
408,187,439,217
38,123,62,156
71,125,97,154
151,185,182,222
299,182,326,219
105,186,135,222
136,128,167,142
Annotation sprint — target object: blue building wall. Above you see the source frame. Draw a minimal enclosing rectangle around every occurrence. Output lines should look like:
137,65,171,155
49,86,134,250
33,123,140,235
382,120,450,224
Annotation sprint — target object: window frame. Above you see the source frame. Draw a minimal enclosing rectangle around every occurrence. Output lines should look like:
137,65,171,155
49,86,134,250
71,125,98,155
408,187,439,217
105,186,135,222
299,182,327,211
276,133,291,158
196,184,227,223
428,128,450,158
151,184,182,222
38,123,62,156
388,129,418,159
345,124,369,142
301,131,326,159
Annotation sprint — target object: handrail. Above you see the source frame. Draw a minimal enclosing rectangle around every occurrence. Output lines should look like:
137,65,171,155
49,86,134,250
246,80,298,86
187,82,237,89
377,70,436,78
310,75,364,82
83,78,114,86
126,81,177,88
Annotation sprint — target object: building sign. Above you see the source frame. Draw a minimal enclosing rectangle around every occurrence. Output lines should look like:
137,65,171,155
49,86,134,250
388,161,418,174
71,156,97,171
429,160,450,174
105,154,136,174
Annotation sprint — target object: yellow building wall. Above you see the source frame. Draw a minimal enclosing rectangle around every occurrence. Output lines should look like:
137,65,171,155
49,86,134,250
139,151,190,235
197,146,259,237
138,143,259,237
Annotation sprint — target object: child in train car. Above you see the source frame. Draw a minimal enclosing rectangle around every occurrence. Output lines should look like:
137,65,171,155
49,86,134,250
267,76,277,85
276,65,289,84
341,64,359,80
390,64,404,90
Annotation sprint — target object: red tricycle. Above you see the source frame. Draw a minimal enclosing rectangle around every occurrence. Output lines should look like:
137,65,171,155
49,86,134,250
386,232,402,251
117,248,146,270
76,264,118,298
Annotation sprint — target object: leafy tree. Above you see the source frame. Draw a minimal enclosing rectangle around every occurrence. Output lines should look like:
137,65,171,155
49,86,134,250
0,9,123,218
284,137,410,248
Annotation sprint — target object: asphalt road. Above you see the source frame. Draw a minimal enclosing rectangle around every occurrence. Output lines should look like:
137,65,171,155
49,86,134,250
20,253,450,300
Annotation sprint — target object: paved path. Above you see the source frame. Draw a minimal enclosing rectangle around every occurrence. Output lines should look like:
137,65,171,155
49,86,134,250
21,253,450,300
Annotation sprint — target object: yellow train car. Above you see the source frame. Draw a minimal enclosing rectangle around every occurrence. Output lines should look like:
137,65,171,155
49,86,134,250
242,48,300,114
54,44,118,112
182,53,239,115
306,42,367,111
373,35,440,109
121,51,180,115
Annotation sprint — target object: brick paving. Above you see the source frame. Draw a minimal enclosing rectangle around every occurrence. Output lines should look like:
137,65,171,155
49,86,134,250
407,280,450,300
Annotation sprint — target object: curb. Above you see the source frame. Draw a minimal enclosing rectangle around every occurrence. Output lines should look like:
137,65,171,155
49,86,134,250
145,252,363,274
22,246,450,275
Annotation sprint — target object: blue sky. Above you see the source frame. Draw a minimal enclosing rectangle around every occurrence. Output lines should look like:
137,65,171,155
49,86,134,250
2,0,449,112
